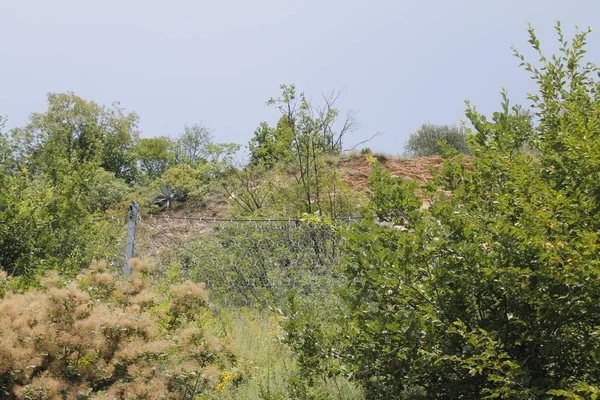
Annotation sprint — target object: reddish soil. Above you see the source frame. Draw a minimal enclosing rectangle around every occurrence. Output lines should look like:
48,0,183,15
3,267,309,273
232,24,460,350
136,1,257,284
338,154,444,194
156,154,445,220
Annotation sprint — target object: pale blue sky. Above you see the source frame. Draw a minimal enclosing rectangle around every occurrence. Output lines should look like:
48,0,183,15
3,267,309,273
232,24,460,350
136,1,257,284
1,0,599,156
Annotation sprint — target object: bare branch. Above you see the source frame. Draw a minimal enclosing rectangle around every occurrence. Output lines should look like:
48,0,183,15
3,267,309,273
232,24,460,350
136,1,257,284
343,132,383,153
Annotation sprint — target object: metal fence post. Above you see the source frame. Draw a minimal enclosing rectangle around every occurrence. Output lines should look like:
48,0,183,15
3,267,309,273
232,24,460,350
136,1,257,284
124,201,139,276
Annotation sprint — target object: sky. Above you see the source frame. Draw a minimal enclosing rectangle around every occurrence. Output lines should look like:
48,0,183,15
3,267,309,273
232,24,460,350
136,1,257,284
1,0,600,157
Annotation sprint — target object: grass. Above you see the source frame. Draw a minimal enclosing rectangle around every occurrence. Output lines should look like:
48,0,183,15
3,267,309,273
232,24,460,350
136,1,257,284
215,308,364,400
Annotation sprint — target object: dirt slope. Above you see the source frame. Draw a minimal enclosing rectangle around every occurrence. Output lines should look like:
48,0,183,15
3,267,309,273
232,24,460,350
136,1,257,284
139,155,446,256
338,155,444,193
158,154,445,220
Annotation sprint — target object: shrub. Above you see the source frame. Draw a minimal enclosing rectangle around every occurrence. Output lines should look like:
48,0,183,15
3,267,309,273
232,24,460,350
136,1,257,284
404,123,470,157
0,170,124,278
174,220,346,308
87,168,130,212
162,164,208,203
0,259,242,399
153,184,187,210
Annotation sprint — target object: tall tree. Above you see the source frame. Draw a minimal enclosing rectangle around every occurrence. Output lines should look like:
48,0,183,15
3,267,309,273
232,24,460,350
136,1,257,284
173,123,213,166
249,84,358,166
13,92,139,182
0,96,135,277
248,85,358,215
172,123,240,174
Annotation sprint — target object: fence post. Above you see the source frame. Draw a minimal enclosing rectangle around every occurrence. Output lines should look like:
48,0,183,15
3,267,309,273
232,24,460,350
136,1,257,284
124,201,139,276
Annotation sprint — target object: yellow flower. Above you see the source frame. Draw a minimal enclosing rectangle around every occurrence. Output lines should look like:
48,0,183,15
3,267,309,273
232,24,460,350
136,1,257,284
216,371,233,393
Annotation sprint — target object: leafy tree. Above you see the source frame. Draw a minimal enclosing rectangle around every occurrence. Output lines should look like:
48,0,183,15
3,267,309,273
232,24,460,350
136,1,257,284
0,97,133,278
221,164,275,215
173,123,240,170
173,123,213,165
0,123,39,176
12,92,139,182
86,168,130,212
135,136,175,181
0,115,7,166
404,123,471,157
284,24,600,398
247,85,359,216
248,120,294,167
249,85,358,166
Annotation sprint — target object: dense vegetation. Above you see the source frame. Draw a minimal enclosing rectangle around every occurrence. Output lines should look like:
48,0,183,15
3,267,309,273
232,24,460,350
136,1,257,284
1,23,600,399
283,23,600,399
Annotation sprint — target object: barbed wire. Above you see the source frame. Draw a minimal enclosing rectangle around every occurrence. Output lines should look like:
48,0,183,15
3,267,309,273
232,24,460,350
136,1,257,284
144,214,362,222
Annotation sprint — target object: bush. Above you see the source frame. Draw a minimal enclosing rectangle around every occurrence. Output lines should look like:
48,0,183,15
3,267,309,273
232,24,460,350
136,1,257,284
0,259,243,399
0,170,124,278
404,123,470,157
284,23,600,398
87,168,130,212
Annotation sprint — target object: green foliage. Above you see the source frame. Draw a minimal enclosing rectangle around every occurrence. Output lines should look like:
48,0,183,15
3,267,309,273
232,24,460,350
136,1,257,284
0,115,9,172
222,161,363,219
173,123,215,165
86,168,130,212
135,136,175,181
249,121,295,167
404,123,471,157
283,23,600,398
174,123,240,172
0,95,135,280
162,163,208,203
0,167,123,278
13,92,139,182
247,85,359,216
166,220,345,308
221,163,277,215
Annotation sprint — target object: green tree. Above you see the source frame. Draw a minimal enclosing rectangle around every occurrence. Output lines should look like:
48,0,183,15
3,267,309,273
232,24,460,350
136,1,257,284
0,115,9,173
160,124,240,203
0,167,123,277
0,97,133,278
285,24,600,398
172,123,240,170
404,123,471,157
135,136,175,181
173,123,214,166
248,120,294,167
249,85,358,166
12,92,139,182
247,85,358,216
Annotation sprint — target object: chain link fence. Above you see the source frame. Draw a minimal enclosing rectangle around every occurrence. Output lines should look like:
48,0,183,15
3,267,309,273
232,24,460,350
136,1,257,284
135,215,356,308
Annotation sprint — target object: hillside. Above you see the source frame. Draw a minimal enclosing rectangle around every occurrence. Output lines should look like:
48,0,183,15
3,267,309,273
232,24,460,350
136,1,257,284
152,154,446,221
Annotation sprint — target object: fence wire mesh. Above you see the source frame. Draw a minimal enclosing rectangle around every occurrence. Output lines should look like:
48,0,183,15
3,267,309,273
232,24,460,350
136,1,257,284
136,215,356,308
89,215,129,272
